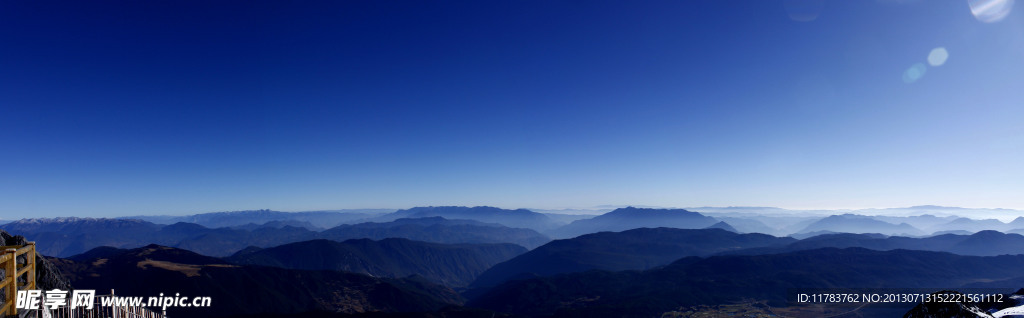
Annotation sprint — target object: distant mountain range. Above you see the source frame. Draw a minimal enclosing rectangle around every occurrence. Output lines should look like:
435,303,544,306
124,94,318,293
853,205,1024,221
320,216,551,249
791,213,1024,237
2,215,550,257
796,214,926,236
52,244,464,318
928,217,1015,233
2,218,163,256
365,206,562,232
12,205,1024,242
726,230,1024,257
121,209,395,229
11,204,1024,258
471,228,794,288
872,214,961,230
12,204,1024,318
226,238,526,287
468,226,1024,297
2,218,321,257
548,207,719,238
692,206,1024,236
539,213,597,225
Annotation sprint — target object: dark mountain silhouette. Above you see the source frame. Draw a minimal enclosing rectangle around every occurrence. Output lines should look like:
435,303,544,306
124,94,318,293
540,213,596,225
226,238,526,287
66,246,126,262
706,217,776,234
321,217,550,249
686,208,827,235
797,214,925,236
469,248,1024,317
1,218,163,256
788,230,840,239
230,246,264,257
928,217,1009,233
778,216,828,235
549,207,719,238
3,216,548,257
931,230,974,236
1008,217,1024,229
369,206,560,232
945,230,1024,255
54,245,462,318
704,221,738,232
855,206,1024,223
470,228,794,288
168,224,319,257
726,230,1024,257
1007,228,1024,235
873,214,960,232
230,219,324,231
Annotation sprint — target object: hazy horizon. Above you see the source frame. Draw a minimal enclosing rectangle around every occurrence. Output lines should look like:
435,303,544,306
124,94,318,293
4,204,1024,221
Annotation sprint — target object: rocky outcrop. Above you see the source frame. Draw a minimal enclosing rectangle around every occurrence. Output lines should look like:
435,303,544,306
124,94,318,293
0,230,72,291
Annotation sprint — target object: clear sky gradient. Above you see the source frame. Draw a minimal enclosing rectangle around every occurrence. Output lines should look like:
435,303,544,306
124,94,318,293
2,0,1022,217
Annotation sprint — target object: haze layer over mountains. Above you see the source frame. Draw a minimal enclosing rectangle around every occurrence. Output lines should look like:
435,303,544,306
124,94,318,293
6,205,1024,317
7,205,1024,257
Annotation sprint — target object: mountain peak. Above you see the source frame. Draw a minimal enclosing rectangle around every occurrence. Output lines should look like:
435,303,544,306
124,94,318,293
382,206,558,232
550,208,718,238
798,214,924,236
705,221,738,233
605,207,701,216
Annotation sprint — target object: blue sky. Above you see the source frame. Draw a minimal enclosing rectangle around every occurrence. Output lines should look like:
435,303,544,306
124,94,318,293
2,0,1022,217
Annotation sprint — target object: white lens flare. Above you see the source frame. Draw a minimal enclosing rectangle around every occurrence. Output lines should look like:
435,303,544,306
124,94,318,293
928,47,949,66
968,0,1015,23
902,63,928,83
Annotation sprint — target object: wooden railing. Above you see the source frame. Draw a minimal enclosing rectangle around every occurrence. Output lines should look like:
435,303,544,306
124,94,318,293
0,242,36,317
0,243,164,318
